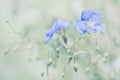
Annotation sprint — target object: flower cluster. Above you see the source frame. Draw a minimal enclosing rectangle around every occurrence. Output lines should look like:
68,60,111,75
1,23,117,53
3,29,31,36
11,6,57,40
75,9,105,34
45,9,105,42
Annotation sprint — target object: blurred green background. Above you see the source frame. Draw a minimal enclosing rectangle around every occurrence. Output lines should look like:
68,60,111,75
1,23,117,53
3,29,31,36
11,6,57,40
0,0,120,80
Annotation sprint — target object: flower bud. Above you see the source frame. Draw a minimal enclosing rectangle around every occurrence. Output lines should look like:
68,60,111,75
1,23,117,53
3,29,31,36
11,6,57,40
62,35,67,44
67,56,72,64
85,67,90,73
96,46,100,51
47,58,53,67
67,49,71,53
73,64,78,72
41,72,44,77
62,72,65,78
104,52,109,57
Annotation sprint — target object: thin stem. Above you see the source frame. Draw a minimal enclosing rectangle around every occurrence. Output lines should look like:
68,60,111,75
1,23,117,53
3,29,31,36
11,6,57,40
95,33,99,47
46,65,49,76
87,53,92,67
70,33,89,47
6,20,23,36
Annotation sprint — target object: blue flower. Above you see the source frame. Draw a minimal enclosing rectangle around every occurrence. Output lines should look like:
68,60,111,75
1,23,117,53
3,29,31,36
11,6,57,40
75,9,105,34
45,18,70,42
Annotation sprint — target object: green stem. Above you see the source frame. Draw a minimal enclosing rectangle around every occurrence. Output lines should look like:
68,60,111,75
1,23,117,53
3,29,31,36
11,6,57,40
70,33,89,47
6,20,23,36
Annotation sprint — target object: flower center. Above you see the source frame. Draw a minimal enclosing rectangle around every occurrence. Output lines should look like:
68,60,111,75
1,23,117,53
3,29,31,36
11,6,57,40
87,22,93,27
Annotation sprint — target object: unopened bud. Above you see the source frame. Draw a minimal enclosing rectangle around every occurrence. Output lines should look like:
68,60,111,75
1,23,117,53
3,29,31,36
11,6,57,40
67,56,72,64
96,46,100,51
104,52,109,57
62,72,65,78
73,64,78,72
62,35,67,44
67,49,71,53
41,72,44,77
47,59,52,67
56,48,60,52
85,67,90,73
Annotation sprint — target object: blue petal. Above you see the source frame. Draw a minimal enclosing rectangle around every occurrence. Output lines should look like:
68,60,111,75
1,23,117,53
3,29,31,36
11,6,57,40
75,20,87,34
45,29,54,42
51,18,70,32
89,12,103,22
87,23,105,33
45,18,70,42
61,21,70,29
81,9,93,21
93,23,105,31
81,9,103,22
87,27,97,33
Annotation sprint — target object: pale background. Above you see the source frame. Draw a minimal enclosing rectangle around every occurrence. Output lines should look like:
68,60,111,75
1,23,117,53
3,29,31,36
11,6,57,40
0,0,120,80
